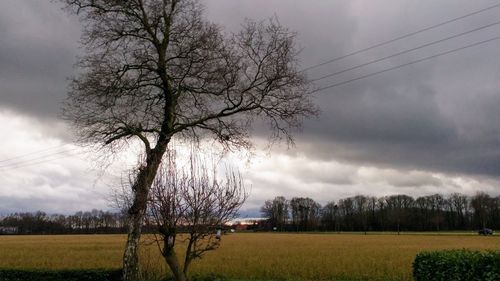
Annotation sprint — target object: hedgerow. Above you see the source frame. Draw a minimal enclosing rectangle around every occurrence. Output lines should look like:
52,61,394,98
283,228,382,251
413,249,500,281
0,269,122,281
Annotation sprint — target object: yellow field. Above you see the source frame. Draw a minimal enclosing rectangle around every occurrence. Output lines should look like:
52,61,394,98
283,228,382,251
0,233,498,280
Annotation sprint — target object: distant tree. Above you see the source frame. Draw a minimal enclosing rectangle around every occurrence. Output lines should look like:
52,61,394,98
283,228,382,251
338,197,355,231
321,201,338,231
443,197,454,230
385,195,414,234
147,151,247,281
428,194,445,231
353,195,369,234
260,196,289,231
415,196,432,230
290,197,321,231
62,1,316,279
366,196,378,231
448,193,469,229
376,197,389,230
491,196,500,229
471,192,493,229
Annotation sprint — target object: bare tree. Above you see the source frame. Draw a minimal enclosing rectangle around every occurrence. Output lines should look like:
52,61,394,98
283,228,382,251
260,196,289,231
385,194,414,234
338,197,355,231
289,197,321,231
321,201,339,232
62,0,316,279
449,193,469,229
147,151,246,281
428,194,445,231
353,195,368,234
471,192,493,229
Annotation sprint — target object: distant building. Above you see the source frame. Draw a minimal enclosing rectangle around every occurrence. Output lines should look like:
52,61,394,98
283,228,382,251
0,226,18,234
227,217,266,231
227,217,266,225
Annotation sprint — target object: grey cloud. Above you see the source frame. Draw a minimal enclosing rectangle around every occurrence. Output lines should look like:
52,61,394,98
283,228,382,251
0,170,111,214
287,0,500,178
0,194,109,215
358,168,445,188
204,0,357,73
215,0,500,188
0,0,80,120
0,153,119,214
220,0,500,180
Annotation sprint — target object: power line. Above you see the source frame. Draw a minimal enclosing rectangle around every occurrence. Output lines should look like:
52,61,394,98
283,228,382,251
310,19,500,82
0,149,80,169
311,34,500,93
0,153,85,171
0,144,70,163
301,3,500,72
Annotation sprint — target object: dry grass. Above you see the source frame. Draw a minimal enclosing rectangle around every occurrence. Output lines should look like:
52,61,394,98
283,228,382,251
0,234,124,270
0,233,498,280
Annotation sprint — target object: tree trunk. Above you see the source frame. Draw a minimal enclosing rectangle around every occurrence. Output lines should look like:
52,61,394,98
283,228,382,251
164,250,188,281
123,143,169,281
183,238,195,277
123,212,142,281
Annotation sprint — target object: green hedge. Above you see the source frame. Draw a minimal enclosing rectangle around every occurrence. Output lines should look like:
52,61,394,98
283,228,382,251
0,269,122,281
413,250,500,281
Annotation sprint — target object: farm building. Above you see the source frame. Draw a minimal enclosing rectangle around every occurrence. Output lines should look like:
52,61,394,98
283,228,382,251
228,218,266,231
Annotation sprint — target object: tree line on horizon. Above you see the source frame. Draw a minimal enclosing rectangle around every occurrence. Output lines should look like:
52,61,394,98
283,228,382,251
260,192,500,233
0,210,127,234
2,191,499,235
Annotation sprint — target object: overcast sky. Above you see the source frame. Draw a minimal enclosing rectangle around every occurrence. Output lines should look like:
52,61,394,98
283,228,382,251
1,0,500,216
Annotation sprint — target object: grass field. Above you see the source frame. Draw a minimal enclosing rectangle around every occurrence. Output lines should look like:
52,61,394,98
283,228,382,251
0,233,498,281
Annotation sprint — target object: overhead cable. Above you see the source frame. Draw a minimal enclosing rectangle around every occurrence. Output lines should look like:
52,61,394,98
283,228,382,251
0,144,70,163
0,149,80,169
311,35,500,93
0,153,84,171
301,3,500,72
310,20,500,82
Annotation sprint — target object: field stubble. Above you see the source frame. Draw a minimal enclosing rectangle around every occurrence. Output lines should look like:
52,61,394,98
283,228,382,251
0,233,498,281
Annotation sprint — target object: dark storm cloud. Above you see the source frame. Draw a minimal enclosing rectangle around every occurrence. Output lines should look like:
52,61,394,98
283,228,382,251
204,0,358,74
0,0,80,120
283,0,500,178
203,0,500,179
298,43,500,177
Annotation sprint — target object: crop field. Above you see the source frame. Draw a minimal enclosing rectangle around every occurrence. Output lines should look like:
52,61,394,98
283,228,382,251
0,233,499,281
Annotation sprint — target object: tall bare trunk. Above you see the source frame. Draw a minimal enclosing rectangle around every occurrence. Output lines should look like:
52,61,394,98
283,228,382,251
183,238,195,277
123,143,169,281
165,250,188,281
123,212,143,281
